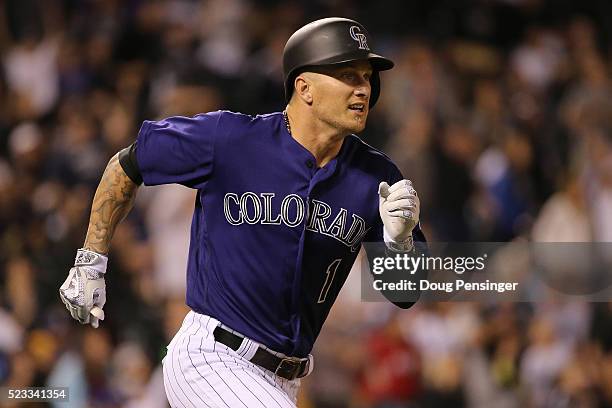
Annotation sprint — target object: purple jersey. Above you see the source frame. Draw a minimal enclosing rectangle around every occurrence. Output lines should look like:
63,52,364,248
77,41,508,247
135,110,424,357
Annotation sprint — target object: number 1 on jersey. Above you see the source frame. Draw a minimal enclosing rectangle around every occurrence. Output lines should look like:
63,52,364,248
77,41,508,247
318,259,341,303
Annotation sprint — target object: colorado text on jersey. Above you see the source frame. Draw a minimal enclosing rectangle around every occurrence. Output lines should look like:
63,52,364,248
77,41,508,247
223,192,369,252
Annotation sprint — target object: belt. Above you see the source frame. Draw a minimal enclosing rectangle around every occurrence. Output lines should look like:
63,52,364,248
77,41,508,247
213,326,309,380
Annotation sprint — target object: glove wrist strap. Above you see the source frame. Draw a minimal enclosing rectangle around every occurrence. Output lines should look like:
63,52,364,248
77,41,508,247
74,248,108,274
383,228,414,253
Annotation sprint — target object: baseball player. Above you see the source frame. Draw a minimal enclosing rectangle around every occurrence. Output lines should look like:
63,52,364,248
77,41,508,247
60,17,425,407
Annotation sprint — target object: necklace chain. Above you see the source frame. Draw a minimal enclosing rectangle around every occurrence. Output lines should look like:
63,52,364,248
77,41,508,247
282,110,292,135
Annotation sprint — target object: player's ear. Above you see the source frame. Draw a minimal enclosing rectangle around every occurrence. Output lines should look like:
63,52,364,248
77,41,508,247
294,74,313,105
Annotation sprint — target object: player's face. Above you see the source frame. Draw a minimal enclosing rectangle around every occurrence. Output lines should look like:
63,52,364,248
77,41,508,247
309,60,373,134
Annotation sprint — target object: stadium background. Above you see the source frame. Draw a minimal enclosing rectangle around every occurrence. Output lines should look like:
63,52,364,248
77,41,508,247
0,0,611,406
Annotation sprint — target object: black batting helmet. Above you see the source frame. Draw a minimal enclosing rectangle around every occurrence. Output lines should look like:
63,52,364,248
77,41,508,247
282,17,394,108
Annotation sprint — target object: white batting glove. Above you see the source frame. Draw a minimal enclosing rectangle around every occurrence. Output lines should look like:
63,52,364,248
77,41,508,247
379,180,420,252
59,249,107,328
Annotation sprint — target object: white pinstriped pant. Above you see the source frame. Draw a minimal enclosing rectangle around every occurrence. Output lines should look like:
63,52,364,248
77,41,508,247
162,311,302,408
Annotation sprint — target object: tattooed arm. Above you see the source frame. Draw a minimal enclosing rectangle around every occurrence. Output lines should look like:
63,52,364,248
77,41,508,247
59,153,138,327
84,153,139,254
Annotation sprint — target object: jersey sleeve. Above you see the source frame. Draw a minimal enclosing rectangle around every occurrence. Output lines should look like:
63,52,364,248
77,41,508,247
135,111,223,188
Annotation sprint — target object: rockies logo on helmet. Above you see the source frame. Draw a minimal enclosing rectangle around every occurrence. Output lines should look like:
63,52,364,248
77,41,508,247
349,25,370,50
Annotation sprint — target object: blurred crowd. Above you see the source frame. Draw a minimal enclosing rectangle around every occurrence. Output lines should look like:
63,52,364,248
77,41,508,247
1,0,611,407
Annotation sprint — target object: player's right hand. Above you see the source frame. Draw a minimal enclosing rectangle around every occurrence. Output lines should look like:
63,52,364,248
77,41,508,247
59,249,107,328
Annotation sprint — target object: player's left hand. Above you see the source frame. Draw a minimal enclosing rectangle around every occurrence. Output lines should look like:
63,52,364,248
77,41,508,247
379,180,420,248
